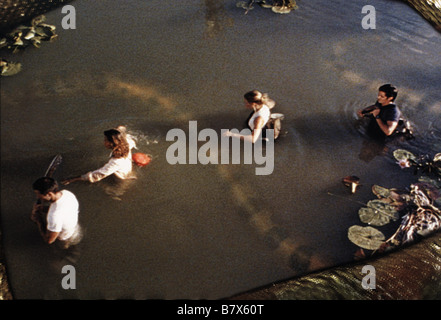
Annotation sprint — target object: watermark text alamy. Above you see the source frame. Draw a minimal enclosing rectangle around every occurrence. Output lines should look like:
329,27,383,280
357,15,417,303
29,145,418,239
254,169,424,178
166,121,275,175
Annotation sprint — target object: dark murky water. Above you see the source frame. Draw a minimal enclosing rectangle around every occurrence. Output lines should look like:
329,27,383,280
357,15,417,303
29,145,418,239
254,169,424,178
1,0,440,299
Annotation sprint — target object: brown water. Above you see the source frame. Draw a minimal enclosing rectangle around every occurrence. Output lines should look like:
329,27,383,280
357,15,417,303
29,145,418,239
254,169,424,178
1,0,440,299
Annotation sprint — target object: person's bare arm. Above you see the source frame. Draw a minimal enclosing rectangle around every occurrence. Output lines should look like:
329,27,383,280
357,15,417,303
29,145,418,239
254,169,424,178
371,109,398,136
44,231,59,244
376,119,398,136
223,116,265,143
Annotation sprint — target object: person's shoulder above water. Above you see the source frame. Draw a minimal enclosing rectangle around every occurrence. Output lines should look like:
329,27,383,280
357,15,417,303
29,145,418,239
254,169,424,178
380,103,401,122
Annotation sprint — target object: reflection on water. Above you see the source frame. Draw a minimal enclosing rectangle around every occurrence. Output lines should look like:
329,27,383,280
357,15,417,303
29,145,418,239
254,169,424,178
1,0,441,299
100,174,136,200
24,72,179,113
106,77,178,113
203,0,234,38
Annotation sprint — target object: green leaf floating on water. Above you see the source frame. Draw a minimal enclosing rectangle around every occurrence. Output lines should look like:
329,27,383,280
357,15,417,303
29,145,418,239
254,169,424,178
393,149,417,162
372,184,391,199
271,6,292,14
358,199,399,226
348,225,385,250
0,60,22,76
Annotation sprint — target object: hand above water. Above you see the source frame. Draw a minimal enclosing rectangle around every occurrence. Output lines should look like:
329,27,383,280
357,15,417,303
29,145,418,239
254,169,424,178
222,130,233,137
357,105,379,118
61,176,83,185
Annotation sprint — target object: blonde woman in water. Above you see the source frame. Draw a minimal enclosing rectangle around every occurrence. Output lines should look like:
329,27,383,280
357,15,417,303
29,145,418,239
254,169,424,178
223,90,275,143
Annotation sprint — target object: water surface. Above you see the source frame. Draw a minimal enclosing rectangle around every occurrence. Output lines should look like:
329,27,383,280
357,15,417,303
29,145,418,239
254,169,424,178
1,0,440,299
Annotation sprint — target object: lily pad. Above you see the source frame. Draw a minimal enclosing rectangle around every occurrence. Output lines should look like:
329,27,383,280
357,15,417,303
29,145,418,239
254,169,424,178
372,185,391,199
393,149,417,162
358,200,398,226
0,60,22,76
258,0,272,8
0,37,8,48
271,6,292,14
348,225,385,250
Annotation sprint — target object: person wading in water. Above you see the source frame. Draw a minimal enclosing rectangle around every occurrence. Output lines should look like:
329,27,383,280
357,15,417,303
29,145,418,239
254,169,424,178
223,90,276,143
357,84,401,138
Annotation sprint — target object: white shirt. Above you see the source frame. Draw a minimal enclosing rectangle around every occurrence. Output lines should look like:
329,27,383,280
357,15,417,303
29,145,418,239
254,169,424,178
248,105,271,130
47,190,79,241
83,135,136,183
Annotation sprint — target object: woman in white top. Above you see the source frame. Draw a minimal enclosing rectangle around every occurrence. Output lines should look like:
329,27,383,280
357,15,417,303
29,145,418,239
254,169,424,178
224,90,275,143
62,126,136,185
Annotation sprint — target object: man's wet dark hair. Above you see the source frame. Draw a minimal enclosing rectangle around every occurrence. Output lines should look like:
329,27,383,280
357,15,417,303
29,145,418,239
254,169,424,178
379,84,398,101
32,177,59,195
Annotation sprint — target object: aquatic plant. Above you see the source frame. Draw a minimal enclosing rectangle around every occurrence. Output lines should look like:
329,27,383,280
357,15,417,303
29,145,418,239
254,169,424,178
348,225,385,251
0,58,21,76
358,200,399,226
347,148,441,253
348,180,441,252
393,149,441,176
236,0,298,15
0,15,57,53
383,183,441,248
0,15,56,76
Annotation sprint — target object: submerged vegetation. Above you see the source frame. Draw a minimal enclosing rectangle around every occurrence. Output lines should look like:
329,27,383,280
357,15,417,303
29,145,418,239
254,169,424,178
237,0,298,15
348,149,441,256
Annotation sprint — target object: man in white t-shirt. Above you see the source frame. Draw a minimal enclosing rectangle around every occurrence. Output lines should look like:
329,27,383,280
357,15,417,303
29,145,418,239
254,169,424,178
31,177,81,248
